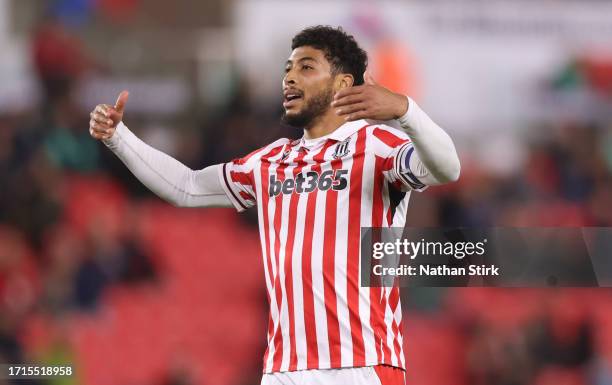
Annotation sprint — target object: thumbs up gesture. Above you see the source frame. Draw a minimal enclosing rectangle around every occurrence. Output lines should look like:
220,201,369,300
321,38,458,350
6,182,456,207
89,90,129,140
331,71,409,122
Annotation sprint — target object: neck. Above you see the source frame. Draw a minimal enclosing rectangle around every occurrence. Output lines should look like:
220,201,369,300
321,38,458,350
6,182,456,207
303,108,345,139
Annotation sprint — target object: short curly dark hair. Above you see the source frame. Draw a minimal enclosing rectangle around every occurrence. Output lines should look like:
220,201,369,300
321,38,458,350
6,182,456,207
291,25,368,86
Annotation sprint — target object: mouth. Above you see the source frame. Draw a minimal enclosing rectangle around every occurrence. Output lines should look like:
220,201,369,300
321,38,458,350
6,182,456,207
283,89,304,109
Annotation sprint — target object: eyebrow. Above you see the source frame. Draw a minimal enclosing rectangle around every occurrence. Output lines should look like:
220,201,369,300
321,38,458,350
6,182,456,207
285,57,318,66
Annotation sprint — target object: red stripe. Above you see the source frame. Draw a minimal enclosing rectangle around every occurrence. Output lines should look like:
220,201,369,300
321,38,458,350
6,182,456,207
322,151,343,366
389,287,403,364
270,155,291,371
397,315,405,366
379,291,391,364
223,163,247,210
346,128,368,366
230,170,252,186
382,158,394,172
301,141,335,369
239,191,252,201
372,127,410,148
371,155,390,364
373,365,406,385
235,141,286,165
391,319,402,366
282,149,309,371
302,174,319,369
259,145,284,368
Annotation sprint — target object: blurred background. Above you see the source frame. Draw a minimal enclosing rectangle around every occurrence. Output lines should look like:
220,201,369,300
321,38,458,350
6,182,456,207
1,0,612,384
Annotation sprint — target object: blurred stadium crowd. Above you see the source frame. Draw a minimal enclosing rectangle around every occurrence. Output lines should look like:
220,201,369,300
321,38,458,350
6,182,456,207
1,1,612,385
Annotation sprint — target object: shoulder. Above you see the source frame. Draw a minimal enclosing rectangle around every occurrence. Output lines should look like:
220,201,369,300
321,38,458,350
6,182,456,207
363,120,410,155
232,137,293,167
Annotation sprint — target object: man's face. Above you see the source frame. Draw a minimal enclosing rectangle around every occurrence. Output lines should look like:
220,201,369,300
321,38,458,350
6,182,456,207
281,46,336,128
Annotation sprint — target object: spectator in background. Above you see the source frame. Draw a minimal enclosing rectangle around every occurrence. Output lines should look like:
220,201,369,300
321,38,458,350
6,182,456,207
42,81,101,173
30,16,102,173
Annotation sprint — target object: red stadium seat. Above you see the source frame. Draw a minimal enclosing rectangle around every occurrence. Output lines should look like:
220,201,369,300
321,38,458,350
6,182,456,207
57,203,266,384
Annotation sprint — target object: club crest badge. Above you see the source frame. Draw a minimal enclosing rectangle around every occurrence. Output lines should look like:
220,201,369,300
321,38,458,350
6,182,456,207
332,139,351,159
280,148,291,161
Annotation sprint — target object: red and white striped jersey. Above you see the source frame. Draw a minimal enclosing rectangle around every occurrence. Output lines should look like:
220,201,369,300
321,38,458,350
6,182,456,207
217,119,425,373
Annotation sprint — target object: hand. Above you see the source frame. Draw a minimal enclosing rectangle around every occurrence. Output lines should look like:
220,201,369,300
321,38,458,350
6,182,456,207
332,72,408,121
89,90,129,140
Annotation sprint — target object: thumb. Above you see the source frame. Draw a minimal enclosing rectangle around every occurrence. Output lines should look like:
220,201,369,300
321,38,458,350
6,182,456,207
114,90,129,114
364,71,377,86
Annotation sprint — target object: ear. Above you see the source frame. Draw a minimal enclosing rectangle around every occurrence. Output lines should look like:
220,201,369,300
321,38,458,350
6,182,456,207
335,73,354,91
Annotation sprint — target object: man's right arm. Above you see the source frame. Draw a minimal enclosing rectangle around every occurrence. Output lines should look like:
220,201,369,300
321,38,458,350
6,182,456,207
89,90,232,208
103,122,232,208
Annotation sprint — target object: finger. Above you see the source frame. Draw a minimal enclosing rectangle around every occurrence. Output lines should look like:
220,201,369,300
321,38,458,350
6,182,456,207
331,93,366,108
334,85,366,100
96,104,119,124
90,112,113,126
90,122,112,135
335,102,368,116
114,90,129,114
97,104,120,123
364,71,377,86
95,105,111,118
89,127,106,140
108,109,122,123
89,120,110,133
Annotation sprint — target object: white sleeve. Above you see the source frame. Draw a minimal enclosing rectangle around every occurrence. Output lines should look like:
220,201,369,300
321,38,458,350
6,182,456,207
397,97,460,185
102,122,233,208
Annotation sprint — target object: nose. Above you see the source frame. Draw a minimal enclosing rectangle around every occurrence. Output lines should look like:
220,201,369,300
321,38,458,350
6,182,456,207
283,68,296,87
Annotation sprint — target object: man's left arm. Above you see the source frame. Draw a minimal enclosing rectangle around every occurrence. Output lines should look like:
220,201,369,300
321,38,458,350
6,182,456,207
332,73,460,185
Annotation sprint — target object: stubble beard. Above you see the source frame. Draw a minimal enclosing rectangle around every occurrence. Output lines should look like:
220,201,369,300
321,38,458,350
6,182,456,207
281,86,334,129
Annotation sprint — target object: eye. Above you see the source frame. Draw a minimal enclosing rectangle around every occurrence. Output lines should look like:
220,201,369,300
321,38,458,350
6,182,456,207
302,65,313,70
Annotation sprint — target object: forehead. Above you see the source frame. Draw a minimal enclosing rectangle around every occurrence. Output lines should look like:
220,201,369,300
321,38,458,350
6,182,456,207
286,46,329,66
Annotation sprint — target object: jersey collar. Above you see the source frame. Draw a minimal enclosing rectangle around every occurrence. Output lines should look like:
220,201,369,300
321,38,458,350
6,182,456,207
296,119,369,148
328,119,369,142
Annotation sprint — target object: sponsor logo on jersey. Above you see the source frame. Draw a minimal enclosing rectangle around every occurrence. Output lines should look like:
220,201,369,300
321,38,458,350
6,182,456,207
269,169,348,197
